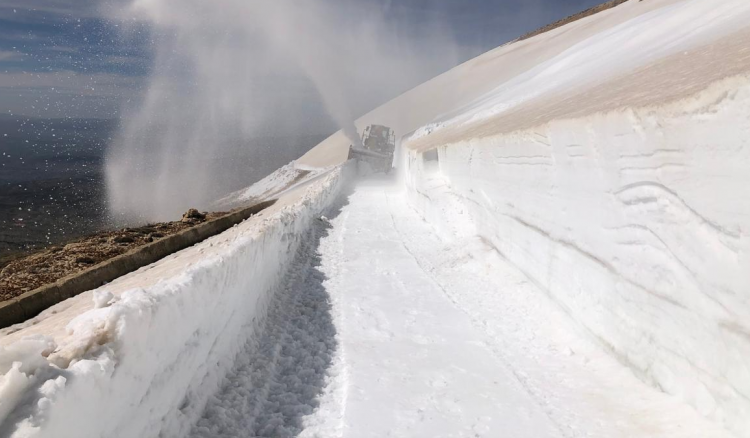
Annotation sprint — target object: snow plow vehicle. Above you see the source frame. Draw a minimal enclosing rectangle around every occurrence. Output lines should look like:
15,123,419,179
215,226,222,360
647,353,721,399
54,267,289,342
348,125,396,173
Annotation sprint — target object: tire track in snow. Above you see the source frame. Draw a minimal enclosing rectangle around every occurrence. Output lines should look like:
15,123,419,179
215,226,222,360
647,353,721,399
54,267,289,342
307,182,564,438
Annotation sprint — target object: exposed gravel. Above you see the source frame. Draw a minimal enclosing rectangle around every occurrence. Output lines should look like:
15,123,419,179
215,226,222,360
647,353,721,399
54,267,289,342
0,210,228,301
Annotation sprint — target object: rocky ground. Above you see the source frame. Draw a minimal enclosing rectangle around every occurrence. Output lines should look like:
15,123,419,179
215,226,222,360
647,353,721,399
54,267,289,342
0,209,227,302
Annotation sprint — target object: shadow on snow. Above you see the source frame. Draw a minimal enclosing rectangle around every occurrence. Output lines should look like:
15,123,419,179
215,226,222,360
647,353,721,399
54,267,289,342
190,192,352,438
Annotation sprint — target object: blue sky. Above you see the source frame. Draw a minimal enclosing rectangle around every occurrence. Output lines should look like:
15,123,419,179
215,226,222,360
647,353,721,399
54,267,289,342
0,0,603,119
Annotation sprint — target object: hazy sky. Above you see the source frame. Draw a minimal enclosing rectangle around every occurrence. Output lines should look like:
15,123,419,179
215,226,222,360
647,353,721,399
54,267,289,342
0,0,604,120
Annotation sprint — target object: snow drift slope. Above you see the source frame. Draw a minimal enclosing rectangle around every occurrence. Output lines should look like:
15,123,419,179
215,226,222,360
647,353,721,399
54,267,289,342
402,23,750,438
2,0,750,436
297,0,750,169
379,2,750,435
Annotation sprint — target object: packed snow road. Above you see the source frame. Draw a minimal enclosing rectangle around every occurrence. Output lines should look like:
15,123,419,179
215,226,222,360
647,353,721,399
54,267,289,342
189,177,730,438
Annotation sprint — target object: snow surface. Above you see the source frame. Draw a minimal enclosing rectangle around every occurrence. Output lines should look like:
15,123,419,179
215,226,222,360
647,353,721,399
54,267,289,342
0,167,351,437
425,0,750,132
161,177,734,438
189,210,339,438
401,65,750,438
301,179,733,438
2,0,750,436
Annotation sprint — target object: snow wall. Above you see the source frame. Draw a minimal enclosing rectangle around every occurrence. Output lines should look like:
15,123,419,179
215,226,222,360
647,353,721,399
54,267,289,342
0,166,351,438
404,77,750,437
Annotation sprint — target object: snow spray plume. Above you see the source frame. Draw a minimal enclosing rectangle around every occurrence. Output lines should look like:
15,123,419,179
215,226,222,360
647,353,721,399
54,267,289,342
343,123,363,149
106,0,470,222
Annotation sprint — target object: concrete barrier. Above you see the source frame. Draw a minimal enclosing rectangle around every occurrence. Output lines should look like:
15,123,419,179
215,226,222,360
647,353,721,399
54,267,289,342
0,199,276,329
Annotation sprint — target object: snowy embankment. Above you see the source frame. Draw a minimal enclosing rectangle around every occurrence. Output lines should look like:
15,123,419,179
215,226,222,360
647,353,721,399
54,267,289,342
403,22,750,438
0,165,351,437
2,0,750,436
405,80,750,436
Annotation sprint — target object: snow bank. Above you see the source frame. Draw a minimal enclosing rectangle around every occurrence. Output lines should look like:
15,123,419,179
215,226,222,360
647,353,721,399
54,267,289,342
298,0,750,171
404,77,750,437
0,166,351,438
433,0,750,132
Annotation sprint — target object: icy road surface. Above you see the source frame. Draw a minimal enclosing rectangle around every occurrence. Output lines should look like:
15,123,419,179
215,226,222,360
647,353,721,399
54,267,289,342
189,178,730,438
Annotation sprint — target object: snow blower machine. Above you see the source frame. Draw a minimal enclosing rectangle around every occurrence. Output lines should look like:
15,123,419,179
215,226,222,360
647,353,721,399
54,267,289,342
348,125,396,173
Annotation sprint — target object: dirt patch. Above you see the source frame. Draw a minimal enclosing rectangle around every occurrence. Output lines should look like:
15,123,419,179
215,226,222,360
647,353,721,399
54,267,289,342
0,209,227,302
